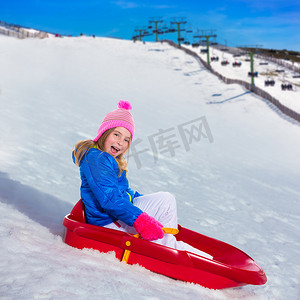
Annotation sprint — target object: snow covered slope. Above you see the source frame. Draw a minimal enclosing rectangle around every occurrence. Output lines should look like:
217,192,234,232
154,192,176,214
0,35,299,299
186,44,300,114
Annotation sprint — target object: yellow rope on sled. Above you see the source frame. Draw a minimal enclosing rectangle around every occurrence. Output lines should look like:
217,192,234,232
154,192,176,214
121,228,179,263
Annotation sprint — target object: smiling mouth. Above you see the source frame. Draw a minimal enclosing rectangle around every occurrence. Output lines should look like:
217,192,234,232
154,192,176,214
111,146,120,155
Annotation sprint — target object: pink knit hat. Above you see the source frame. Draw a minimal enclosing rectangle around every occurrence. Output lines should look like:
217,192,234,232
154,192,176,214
93,100,135,142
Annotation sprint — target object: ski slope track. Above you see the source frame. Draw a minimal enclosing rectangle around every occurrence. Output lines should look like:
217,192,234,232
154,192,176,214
0,35,299,299
184,43,300,118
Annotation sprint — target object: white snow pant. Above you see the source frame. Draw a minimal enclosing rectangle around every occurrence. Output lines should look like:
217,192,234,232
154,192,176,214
104,192,212,259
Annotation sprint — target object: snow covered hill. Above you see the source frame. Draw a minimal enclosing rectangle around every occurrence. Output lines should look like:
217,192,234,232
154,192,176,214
0,35,300,299
186,44,300,115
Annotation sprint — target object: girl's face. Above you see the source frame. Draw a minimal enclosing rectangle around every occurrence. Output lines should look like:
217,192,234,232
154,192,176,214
104,127,131,157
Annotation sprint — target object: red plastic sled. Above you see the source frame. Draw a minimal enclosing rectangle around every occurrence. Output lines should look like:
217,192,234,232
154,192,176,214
63,200,267,289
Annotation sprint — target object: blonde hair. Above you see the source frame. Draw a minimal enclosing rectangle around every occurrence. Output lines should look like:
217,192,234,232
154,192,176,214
73,128,129,175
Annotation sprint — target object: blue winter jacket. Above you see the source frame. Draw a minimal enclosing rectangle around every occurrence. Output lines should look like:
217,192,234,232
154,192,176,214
74,148,143,226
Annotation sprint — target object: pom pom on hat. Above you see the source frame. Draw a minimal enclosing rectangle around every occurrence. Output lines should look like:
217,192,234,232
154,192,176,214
93,100,135,142
118,100,132,110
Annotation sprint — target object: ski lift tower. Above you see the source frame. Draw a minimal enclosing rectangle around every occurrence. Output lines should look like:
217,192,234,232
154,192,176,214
194,30,217,66
149,18,164,42
133,27,151,42
238,45,263,85
170,18,187,47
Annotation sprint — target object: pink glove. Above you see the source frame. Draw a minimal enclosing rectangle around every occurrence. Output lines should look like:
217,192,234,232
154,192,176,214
133,212,164,241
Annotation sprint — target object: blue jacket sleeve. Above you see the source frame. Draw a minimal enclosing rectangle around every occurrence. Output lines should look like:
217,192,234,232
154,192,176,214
80,150,143,226
126,187,143,200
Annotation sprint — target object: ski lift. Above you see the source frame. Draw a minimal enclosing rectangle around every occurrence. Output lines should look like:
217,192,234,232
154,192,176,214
281,83,293,90
211,46,219,62
201,49,208,53
259,60,268,65
248,72,258,77
232,61,242,67
281,73,292,90
184,41,190,45
264,68,275,86
192,43,200,48
264,79,275,86
221,52,228,65
184,23,193,34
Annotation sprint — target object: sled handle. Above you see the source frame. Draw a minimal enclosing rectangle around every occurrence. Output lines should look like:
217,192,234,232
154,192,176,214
163,227,179,235
122,228,179,263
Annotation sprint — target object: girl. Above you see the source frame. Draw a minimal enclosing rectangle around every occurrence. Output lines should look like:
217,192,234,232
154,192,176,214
73,100,211,257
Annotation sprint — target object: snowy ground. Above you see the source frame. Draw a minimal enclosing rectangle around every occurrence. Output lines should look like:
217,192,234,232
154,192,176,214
0,35,300,299
184,44,300,115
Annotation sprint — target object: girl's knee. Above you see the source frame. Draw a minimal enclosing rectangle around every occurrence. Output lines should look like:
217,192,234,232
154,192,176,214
163,191,175,201
158,192,177,207
155,191,174,199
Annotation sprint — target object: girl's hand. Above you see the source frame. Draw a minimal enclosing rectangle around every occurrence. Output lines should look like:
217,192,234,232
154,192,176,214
133,212,164,241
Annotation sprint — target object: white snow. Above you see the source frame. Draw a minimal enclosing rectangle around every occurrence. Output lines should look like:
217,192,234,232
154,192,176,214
0,34,300,299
